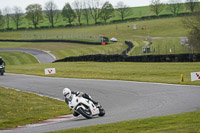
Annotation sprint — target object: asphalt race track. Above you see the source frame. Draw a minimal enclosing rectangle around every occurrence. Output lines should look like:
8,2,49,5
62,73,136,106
0,48,56,63
0,73,200,133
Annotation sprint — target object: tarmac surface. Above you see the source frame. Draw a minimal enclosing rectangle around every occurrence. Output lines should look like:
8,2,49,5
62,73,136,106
0,73,200,133
0,48,56,63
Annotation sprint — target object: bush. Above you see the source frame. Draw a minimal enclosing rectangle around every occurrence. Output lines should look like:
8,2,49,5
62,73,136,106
40,26,50,29
65,24,74,27
17,27,27,30
57,25,64,28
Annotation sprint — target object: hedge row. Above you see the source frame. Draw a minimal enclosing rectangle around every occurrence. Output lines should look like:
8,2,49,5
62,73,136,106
54,53,200,63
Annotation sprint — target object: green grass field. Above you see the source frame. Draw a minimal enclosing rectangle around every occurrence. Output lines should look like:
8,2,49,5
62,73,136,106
0,17,191,57
0,12,199,132
0,42,127,59
129,38,191,56
0,17,188,40
0,51,38,65
47,111,200,133
0,87,71,129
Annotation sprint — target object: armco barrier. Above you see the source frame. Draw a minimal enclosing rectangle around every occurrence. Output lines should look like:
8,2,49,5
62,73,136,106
54,53,200,63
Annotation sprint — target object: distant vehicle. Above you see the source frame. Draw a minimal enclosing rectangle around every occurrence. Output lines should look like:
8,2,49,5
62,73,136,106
110,37,118,42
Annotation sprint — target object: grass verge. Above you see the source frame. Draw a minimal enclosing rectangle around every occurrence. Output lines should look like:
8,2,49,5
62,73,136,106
0,17,188,40
0,51,38,65
129,38,191,56
0,87,71,129
46,111,200,133
0,17,191,57
0,42,127,59
5,62,200,86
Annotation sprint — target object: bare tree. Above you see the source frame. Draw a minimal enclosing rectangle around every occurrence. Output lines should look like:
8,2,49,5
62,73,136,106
182,12,200,52
44,0,59,27
83,1,90,25
150,0,164,16
116,1,131,21
88,0,102,24
100,1,114,23
0,9,5,28
3,7,11,29
185,0,199,13
167,0,182,16
25,4,43,29
12,6,23,29
73,0,83,25
62,3,76,25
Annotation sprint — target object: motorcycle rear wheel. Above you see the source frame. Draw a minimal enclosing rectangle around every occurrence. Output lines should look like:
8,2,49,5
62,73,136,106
77,107,92,119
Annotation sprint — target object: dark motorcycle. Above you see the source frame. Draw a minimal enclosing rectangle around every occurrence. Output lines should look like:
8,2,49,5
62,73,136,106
0,65,5,75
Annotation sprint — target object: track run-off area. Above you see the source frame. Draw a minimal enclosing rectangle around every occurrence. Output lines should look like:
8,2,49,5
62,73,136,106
0,48,56,63
0,73,200,133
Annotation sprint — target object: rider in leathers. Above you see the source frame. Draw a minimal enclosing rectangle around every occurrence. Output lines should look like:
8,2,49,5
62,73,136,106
0,57,6,74
0,57,5,66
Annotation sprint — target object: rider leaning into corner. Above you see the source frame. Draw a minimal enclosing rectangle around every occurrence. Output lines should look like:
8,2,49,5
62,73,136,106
63,88,100,117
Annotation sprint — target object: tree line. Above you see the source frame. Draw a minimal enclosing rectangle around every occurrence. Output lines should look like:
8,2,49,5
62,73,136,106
0,0,130,29
0,0,199,30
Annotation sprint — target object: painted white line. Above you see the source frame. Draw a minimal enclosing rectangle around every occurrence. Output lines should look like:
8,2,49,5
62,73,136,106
43,50,57,60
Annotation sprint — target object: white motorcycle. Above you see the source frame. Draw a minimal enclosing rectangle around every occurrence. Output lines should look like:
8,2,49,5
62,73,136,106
0,65,5,76
68,94,105,119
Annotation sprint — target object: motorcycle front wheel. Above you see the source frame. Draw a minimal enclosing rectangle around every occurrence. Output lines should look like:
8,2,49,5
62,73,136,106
0,71,3,76
99,108,105,116
77,107,92,119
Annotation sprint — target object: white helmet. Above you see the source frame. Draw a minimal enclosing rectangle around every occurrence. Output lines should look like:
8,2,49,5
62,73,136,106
63,88,71,99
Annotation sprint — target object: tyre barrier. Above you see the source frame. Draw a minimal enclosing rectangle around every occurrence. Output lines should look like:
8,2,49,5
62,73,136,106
122,41,134,56
0,39,101,45
54,54,126,62
54,53,200,63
